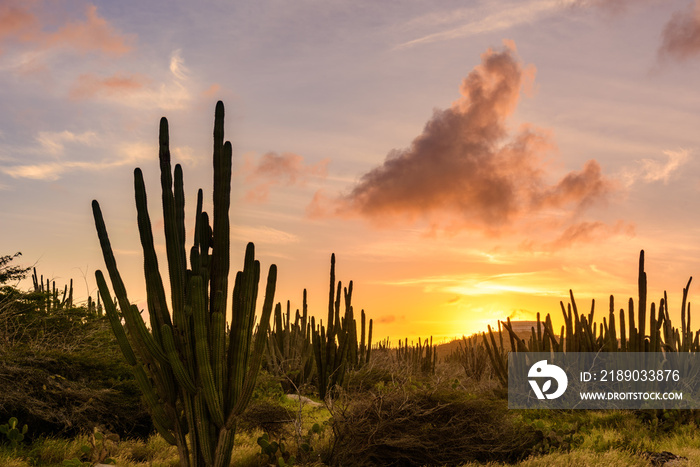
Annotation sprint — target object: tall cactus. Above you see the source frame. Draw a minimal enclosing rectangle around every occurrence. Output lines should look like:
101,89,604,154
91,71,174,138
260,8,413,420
311,253,372,399
92,101,276,467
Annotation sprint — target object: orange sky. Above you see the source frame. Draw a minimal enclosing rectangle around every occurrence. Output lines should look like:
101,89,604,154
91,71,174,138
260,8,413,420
2,1,700,344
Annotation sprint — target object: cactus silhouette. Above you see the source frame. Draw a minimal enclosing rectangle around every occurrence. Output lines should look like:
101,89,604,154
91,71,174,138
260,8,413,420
92,101,276,466
484,250,699,387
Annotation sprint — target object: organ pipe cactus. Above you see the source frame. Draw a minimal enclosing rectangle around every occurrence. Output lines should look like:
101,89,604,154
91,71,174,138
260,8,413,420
311,254,373,400
92,101,276,467
265,295,316,391
485,250,699,387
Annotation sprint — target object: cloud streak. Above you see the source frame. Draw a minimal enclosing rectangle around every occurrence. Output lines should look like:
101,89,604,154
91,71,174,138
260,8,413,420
396,0,577,49
1,141,153,181
68,72,149,100
311,42,616,240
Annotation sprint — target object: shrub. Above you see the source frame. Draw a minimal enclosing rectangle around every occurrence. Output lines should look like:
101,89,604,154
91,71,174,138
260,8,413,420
0,283,151,439
329,383,539,466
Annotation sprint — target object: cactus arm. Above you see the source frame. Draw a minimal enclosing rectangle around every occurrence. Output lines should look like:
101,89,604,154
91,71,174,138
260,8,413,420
158,118,186,322
226,244,259,410
638,250,647,352
191,275,225,427
194,394,215,466
132,364,174,431
134,168,172,337
210,102,231,317
161,324,197,395
95,270,137,366
229,264,277,423
211,307,225,403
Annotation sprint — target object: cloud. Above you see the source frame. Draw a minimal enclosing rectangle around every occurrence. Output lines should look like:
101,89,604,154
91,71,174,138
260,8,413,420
376,315,398,324
43,5,133,57
35,130,97,156
658,1,700,62
0,2,133,57
640,149,690,183
0,3,38,50
396,0,577,49
231,225,299,245
65,49,199,110
68,72,149,100
201,83,221,99
573,0,655,14
169,49,188,80
379,271,564,297
545,220,635,250
621,148,690,186
312,42,616,237
507,309,536,320
0,140,152,181
242,152,329,202
534,160,613,210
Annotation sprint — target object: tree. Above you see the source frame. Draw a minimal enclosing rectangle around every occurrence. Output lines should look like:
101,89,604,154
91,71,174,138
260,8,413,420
0,253,30,285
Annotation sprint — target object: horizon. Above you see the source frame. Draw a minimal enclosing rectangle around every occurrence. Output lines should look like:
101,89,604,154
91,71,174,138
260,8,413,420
2,1,700,344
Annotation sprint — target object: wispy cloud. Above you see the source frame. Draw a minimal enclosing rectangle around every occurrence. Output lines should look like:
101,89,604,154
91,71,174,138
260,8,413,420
241,152,328,203
35,130,98,156
231,225,300,245
377,271,564,297
544,220,635,251
621,148,691,187
68,72,150,100
395,0,576,50
0,141,153,181
640,149,690,183
65,49,202,110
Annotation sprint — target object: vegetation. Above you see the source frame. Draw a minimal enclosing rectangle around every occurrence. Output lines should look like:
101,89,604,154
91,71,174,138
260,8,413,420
0,258,152,440
6,101,700,465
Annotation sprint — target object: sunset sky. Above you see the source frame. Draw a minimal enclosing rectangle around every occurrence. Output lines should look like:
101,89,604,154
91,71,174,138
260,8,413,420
3,0,700,343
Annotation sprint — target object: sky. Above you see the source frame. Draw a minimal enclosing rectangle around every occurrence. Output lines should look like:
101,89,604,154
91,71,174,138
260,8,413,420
2,0,700,344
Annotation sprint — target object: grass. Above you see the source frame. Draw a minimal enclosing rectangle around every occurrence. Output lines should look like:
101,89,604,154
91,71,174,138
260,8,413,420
2,358,699,466
8,405,700,466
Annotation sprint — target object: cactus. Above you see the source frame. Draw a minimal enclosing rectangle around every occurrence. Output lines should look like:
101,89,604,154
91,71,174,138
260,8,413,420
265,295,316,392
0,417,28,449
31,268,75,311
395,336,437,375
456,334,490,381
92,101,276,467
483,250,699,387
311,254,372,399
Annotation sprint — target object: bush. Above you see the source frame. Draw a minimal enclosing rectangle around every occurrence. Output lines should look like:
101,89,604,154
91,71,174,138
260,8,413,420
329,382,539,466
0,282,152,439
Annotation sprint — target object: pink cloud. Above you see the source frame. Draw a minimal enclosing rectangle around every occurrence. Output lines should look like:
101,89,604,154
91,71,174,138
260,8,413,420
310,42,616,238
44,5,133,56
68,72,149,99
658,1,700,62
242,152,329,203
0,2,133,57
